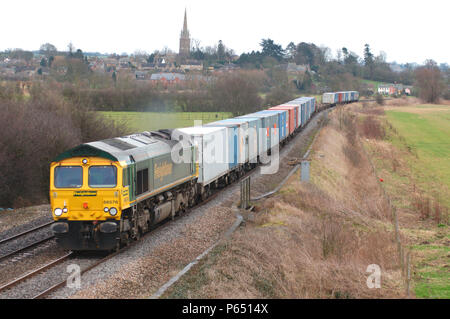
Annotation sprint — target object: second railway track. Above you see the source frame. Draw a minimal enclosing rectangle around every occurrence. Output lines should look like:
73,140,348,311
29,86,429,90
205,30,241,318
0,221,54,245
0,221,57,265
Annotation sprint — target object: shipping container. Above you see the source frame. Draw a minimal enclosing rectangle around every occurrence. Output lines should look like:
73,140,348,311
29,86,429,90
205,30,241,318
258,110,288,142
172,126,229,186
220,117,260,163
269,105,297,135
205,119,249,165
292,97,315,123
238,111,278,154
322,93,335,104
278,102,302,129
279,104,301,130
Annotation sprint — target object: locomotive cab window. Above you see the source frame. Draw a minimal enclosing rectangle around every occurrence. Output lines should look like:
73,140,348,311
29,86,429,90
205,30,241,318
55,166,83,188
89,166,117,188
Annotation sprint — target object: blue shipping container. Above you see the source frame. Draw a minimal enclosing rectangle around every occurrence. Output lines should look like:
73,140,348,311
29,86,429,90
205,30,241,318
258,110,288,143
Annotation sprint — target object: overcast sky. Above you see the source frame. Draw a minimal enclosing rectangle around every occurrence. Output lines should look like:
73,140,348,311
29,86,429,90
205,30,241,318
1,0,448,64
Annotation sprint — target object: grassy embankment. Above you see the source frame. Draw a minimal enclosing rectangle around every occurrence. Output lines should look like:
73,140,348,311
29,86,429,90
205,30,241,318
100,111,232,133
160,102,408,299
361,101,449,298
157,100,449,299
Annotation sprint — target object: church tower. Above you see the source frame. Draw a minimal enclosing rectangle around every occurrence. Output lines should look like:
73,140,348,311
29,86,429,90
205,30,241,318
179,9,191,57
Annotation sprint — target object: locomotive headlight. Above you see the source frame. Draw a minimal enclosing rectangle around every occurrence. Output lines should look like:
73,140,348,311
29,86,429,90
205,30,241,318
104,207,109,212
62,207,68,213
54,208,63,216
109,207,118,216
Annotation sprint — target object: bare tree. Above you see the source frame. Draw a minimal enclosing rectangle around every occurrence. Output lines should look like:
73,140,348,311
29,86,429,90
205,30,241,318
39,43,57,57
210,71,263,116
415,60,444,103
67,42,75,55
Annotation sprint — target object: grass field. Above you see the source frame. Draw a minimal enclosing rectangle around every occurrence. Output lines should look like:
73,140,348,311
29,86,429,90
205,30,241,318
100,111,233,133
386,106,450,202
382,104,449,298
361,79,388,90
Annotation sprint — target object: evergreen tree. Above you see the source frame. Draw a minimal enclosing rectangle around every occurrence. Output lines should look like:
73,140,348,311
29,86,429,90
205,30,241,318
364,44,374,78
286,42,296,61
260,39,284,61
217,40,225,63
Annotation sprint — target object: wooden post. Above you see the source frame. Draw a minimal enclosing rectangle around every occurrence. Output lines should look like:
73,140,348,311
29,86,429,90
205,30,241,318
393,206,404,272
406,251,411,297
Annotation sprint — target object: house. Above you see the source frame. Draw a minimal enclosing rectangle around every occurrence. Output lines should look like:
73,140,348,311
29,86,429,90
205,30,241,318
378,83,411,95
212,63,240,74
103,58,119,72
118,57,133,69
180,60,203,71
378,84,395,95
150,72,186,85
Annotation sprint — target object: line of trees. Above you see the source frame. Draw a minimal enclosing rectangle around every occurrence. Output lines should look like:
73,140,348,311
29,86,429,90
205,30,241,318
60,70,268,115
189,38,449,100
0,83,126,208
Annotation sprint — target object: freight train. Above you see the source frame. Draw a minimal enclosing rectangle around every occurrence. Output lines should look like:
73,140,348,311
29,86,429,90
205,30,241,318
50,91,358,251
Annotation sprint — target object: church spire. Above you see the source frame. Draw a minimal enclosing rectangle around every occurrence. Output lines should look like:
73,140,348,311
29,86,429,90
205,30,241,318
183,8,188,35
179,8,190,56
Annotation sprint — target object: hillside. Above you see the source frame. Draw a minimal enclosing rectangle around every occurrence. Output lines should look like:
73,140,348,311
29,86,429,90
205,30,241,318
158,103,395,298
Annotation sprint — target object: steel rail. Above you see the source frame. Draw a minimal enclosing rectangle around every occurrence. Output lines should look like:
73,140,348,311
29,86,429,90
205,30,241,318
0,221,54,245
0,235,55,263
0,252,73,293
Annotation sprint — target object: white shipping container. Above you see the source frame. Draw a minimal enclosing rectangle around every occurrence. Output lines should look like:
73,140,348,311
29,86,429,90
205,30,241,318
172,126,230,186
322,93,335,104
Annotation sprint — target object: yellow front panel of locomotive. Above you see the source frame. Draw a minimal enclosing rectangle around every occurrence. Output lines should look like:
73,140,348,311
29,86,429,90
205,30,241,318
50,157,125,221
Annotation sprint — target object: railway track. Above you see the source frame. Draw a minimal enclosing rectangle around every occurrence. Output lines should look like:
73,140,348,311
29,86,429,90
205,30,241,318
0,221,55,264
0,252,73,293
0,235,55,263
0,221,54,245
